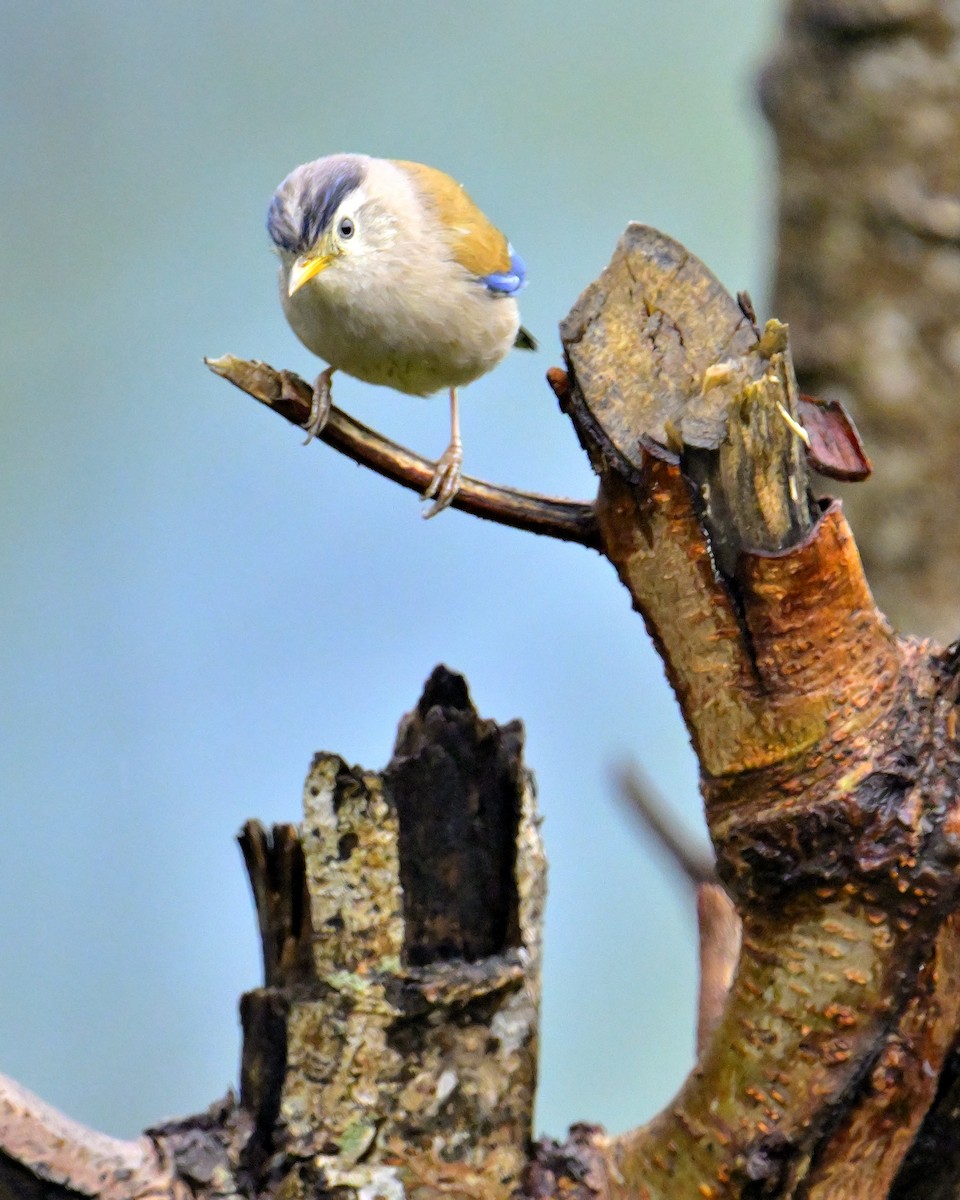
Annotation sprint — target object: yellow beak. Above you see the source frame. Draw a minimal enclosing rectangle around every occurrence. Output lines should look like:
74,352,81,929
288,253,332,296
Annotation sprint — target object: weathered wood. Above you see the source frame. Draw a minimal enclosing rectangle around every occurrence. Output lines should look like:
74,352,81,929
560,225,816,578
0,669,545,1200
0,1072,185,1200
238,666,545,1200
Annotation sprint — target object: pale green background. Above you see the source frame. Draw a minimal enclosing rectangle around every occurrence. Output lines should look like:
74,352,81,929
1,2,778,1138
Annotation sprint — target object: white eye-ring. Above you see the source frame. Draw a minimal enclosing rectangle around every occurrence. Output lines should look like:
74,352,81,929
338,216,355,239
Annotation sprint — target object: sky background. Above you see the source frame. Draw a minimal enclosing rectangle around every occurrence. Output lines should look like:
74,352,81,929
1,1,779,1140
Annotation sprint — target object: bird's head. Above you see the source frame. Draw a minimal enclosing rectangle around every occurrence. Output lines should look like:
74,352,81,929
267,154,383,297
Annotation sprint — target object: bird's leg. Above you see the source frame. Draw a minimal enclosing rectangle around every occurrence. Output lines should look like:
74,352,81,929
422,388,463,518
302,366,335,444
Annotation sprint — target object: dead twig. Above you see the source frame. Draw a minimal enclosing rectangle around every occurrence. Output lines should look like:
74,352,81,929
205,356,601,549
615,766,739,1054
615,764,715,887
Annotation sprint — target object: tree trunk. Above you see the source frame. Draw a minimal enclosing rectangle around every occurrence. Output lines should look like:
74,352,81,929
765,0,960,641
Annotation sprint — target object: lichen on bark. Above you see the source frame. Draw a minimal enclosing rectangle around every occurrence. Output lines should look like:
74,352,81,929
239,665,545,1200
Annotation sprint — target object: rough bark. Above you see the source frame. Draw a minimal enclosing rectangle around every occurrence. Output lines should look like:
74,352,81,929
1,669,545,1200
238,666,546,1200
208,226,960,1193
765,0,960,641
554,225,960,1197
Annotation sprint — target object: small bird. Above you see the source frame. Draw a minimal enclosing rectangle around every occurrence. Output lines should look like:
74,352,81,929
266,153,535,516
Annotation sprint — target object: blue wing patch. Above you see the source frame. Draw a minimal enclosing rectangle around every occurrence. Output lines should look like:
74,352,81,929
480,250,527,295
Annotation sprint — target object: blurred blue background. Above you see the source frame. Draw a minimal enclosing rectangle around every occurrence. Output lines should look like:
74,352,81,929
1,1,778,1140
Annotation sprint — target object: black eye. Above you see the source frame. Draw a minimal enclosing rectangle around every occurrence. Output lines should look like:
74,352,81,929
338,216,355,239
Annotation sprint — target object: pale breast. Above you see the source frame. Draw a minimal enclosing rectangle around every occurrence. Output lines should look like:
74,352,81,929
280,201,520,396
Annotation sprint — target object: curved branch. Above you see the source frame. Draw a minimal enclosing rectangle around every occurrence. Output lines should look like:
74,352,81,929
204,356,601,549
0,1073,177,1200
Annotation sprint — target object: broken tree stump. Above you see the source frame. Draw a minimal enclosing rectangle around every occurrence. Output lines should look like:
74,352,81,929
237,665,545,1199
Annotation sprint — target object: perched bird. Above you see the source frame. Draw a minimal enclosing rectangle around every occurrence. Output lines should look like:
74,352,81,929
267,153,535,516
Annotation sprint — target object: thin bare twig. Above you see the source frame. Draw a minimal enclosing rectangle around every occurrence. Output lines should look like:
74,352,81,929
615,764,715,887
205,356,601,548
615,767,740,1055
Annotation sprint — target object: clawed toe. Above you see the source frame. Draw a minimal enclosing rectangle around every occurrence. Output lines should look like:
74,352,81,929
422,446,463,518
303,368,334,444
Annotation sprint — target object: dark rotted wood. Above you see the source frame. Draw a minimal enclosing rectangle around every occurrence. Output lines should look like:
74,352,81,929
238,821,312,988
238,989,290,1151
385,664,522,965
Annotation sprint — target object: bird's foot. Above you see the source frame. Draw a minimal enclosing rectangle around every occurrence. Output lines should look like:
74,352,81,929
302,367,334,444
422,440,463,518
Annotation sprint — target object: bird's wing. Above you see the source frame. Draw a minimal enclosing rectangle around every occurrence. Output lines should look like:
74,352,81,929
393,160,514,281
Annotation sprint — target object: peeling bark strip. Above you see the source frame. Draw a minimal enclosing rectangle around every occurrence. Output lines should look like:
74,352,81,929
240,666,545,1200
